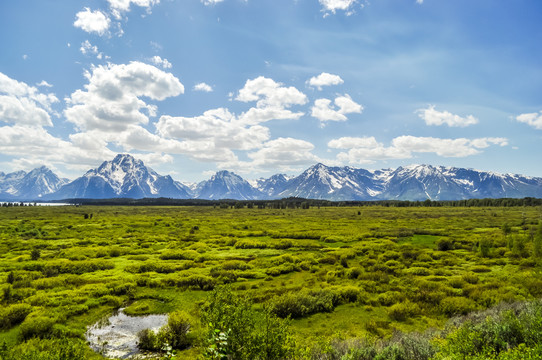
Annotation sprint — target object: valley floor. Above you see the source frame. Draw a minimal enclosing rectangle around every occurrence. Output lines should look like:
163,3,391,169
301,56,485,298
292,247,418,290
0,205,541,359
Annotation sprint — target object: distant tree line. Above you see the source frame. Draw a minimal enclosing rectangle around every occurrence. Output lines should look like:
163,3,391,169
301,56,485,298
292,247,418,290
51,196,542,208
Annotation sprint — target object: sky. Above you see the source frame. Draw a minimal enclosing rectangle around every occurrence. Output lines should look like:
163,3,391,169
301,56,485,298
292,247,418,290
1,0,541,183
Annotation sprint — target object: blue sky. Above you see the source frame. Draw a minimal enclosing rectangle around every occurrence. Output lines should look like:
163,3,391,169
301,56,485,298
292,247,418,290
1,0,541,182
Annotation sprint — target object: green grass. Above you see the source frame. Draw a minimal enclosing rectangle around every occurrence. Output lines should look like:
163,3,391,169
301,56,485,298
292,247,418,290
0,205,541,358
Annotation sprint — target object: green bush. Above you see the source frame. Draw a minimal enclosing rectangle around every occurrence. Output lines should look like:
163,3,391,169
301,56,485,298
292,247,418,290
137,328,159,351
0,303,33,329
378,291,404,306
176,274,216,290
388,301,420,321
270,289,339,319
165,311,193,350
0,338,88,360
440,296,477,316
201,286,293,360
19,315,56,340
159,250,199,260
437,238,454,251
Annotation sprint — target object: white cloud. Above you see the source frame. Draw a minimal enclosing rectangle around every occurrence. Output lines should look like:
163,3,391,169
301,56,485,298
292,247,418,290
236,76,307,125
329,135,508,164
201,0,224,5
193,82,213,92
107,0,160,19
0,72,58,127
157,108,269,151
319,0,357,16
516,111,542,130
221,137,321,173
0,96,53,127
150,55,172,69
37,80,53,88
0,125,117,171
80,40,104,59
416,105,478,127
311,94,363,124
74,8,111,36
236,76,307,108
307,72,344,90
64,61,184,132
248,137,320,167
416,0,424,4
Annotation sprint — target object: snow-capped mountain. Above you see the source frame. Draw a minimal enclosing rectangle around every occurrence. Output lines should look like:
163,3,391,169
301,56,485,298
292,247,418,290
196,170,264,200
380,164,542,200
254,174,293,198
272,163,542,201
46,154,191,199
2,156,542,201
0,167,68,200
270,163,383,200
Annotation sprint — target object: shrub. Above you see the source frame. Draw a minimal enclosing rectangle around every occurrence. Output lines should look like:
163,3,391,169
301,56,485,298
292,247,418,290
0,338,88,360
221,260,251,271
270,289,339,319
406,267,431,276
462,272,479,284
165,311,193,350
137,328,158,351
0,303,32,329
388,301,420,321
30,249,41,261
176,274,216,290
159,250,199,260
19,315,56,340
201,286,293,360
437,238,454,251
348,267,362,279
440,297,477,316
378,291,404,306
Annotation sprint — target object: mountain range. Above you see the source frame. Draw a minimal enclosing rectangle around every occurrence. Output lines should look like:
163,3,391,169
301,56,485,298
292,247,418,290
1,154,542,202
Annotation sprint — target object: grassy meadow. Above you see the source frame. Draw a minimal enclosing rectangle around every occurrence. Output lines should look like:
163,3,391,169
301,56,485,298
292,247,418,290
1,204,542,359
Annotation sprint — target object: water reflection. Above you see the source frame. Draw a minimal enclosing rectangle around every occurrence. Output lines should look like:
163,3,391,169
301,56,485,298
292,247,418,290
86,308,168,359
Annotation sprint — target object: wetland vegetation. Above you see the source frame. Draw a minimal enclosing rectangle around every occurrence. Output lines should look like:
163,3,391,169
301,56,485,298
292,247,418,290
1,204,542,359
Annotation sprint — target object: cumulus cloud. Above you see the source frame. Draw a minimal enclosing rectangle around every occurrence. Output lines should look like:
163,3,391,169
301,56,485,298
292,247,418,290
74,8,111,36
150,55,172,69
107,0,160,19
0,125,118,171
221,137,322,173
37,81,53,88
157,108,269,151
80,40,104,59
307,72,344,90
201,0,224,5
319,0,357,16
0,72,58,127
516,111,542,130
193,82,213,92
329,135,508,164
311,94,363,124
236,76,308,125
64,61,184,132
247,138,320,168
416,105,478,127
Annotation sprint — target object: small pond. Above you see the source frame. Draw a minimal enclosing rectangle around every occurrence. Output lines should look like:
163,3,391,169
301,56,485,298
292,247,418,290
86,308,168,359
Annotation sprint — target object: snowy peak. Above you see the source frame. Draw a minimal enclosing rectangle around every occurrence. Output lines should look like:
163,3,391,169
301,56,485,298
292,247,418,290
254,173,292,197
2,158,542,201
196,170,263,200
47,154,191,200
0,167,67,200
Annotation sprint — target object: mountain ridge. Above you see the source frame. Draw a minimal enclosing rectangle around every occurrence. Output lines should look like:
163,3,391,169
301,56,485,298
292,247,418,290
1,155,542,201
